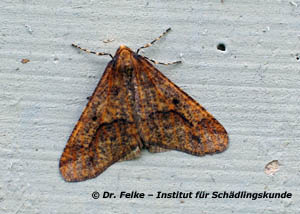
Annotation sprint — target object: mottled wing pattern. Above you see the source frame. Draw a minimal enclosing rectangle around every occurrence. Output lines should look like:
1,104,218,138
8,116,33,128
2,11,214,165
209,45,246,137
134,56,228,156
59,62,141,182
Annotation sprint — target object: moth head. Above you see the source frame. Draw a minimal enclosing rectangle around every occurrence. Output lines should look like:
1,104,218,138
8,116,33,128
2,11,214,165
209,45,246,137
115,45,135,71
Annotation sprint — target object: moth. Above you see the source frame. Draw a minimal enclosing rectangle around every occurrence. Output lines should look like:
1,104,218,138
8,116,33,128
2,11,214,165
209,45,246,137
60,28,228,182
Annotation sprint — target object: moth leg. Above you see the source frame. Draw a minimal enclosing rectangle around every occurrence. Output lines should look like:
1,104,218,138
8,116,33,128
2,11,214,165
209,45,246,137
118,146,141,161
143,56,182,65
148,145,170,153
137,28,172,53
71,43,113,58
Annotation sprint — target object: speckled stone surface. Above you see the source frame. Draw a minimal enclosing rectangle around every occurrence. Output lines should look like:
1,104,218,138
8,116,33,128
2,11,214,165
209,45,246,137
1,0,299,213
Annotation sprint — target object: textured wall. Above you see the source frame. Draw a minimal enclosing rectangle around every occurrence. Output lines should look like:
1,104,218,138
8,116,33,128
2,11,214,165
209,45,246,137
1,0,299,213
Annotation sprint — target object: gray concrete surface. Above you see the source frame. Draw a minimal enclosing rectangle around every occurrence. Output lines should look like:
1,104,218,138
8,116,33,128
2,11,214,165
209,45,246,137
1,0,300,213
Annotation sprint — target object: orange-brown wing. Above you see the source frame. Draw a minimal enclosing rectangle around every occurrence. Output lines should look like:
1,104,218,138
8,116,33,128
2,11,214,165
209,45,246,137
59,62,141,182
133,56,228,156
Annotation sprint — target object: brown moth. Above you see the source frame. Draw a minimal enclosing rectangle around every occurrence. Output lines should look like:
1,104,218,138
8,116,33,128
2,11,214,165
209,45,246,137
60,28,228,182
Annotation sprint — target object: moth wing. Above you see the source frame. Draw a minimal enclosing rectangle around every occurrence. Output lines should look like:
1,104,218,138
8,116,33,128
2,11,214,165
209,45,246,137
60,62,141,182
134,57,228,156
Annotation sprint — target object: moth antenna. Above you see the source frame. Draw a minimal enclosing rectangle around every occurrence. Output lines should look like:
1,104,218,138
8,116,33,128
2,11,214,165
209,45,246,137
143,56,182,65
136,28,172,53
71,43,113,58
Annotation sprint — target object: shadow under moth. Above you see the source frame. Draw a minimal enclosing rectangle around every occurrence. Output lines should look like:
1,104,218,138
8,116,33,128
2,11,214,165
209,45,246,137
59,28,228,182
